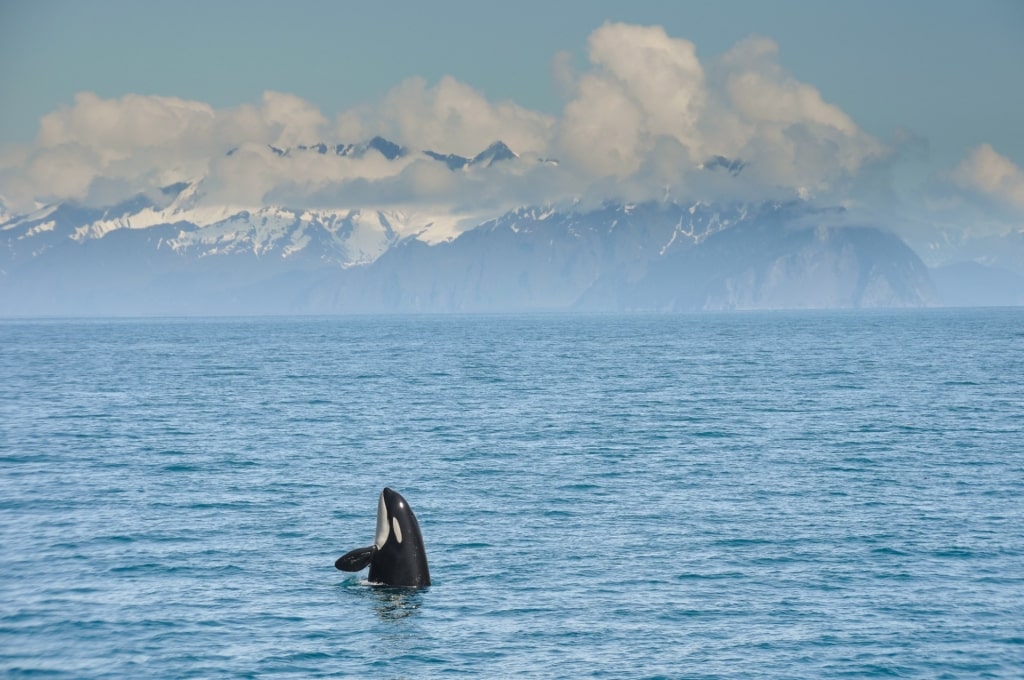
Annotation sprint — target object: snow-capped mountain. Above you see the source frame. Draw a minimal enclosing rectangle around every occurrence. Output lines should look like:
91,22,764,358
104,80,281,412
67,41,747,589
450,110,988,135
325,200,936,313
0,137,534,276
0,137,945,315
1,182,404,267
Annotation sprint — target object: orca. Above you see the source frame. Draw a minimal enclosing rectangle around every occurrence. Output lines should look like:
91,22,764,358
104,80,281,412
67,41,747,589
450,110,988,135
335,487,430,588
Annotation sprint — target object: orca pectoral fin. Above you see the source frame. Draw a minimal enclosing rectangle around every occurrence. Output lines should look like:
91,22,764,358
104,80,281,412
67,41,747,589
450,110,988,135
335,546,376,571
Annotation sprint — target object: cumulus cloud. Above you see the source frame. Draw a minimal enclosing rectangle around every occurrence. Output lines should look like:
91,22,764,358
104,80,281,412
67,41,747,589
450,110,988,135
35,92,212,161
708,36,886,193
0,23,892,215
712,37,888,192
557,23,705,178
0,78,558,213
0,90,337,211
553,27,887,200
1,92,214,209
952,144,1024,210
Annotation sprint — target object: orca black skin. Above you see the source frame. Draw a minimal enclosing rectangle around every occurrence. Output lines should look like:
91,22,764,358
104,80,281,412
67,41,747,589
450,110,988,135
335,487,430,588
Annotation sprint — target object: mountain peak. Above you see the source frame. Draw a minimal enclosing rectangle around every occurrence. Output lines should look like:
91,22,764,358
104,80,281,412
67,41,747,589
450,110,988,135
424,150,470,170
701,155,746,176
366,136,406,161
471,140,520,166
471,141,518,167
328,137,407,160
423,141,519,171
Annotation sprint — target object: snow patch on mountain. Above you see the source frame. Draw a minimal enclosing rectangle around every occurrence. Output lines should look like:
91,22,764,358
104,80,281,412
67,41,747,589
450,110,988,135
22,221,56,239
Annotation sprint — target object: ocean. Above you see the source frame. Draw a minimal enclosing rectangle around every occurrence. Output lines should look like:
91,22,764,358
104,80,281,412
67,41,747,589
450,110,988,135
1,310,1022,678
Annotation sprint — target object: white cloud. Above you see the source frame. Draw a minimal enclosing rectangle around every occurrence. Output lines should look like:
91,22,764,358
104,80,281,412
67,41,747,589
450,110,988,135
36,92,216,159
557,23,704,178
0,23,893,215
0,90,339,211
551,27,886,201
0,79,558,213
718,38,858,133
253,91,329,148
0,92,219,210
0,90,352,210
953,144,1024,210
708,36,886,192
560,72,647,177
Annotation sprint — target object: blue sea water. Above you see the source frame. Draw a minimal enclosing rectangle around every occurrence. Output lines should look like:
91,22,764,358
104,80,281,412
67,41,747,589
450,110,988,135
1,310,1023,678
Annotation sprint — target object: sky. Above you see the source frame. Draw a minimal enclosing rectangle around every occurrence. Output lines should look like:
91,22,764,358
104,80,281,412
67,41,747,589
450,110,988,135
1,0,1022,256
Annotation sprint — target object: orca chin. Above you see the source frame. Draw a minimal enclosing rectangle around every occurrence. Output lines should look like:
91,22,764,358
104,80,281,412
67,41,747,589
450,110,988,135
335,487,430,588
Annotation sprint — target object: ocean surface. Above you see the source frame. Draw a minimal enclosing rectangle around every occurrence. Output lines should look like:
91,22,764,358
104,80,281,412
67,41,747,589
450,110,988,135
1,310,1022,678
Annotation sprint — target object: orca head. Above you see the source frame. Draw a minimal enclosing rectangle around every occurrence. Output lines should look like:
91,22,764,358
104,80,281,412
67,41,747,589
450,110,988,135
376,487,415,551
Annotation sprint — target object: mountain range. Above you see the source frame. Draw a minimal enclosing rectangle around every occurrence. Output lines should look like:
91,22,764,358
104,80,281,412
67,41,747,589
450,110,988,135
1,138,1020,316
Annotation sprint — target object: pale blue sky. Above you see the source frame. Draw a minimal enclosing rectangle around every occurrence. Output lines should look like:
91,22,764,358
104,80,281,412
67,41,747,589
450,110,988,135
2,0,1022,168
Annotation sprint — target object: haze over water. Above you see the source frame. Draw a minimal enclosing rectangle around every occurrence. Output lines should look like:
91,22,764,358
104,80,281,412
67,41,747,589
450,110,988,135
2,310,1022,677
